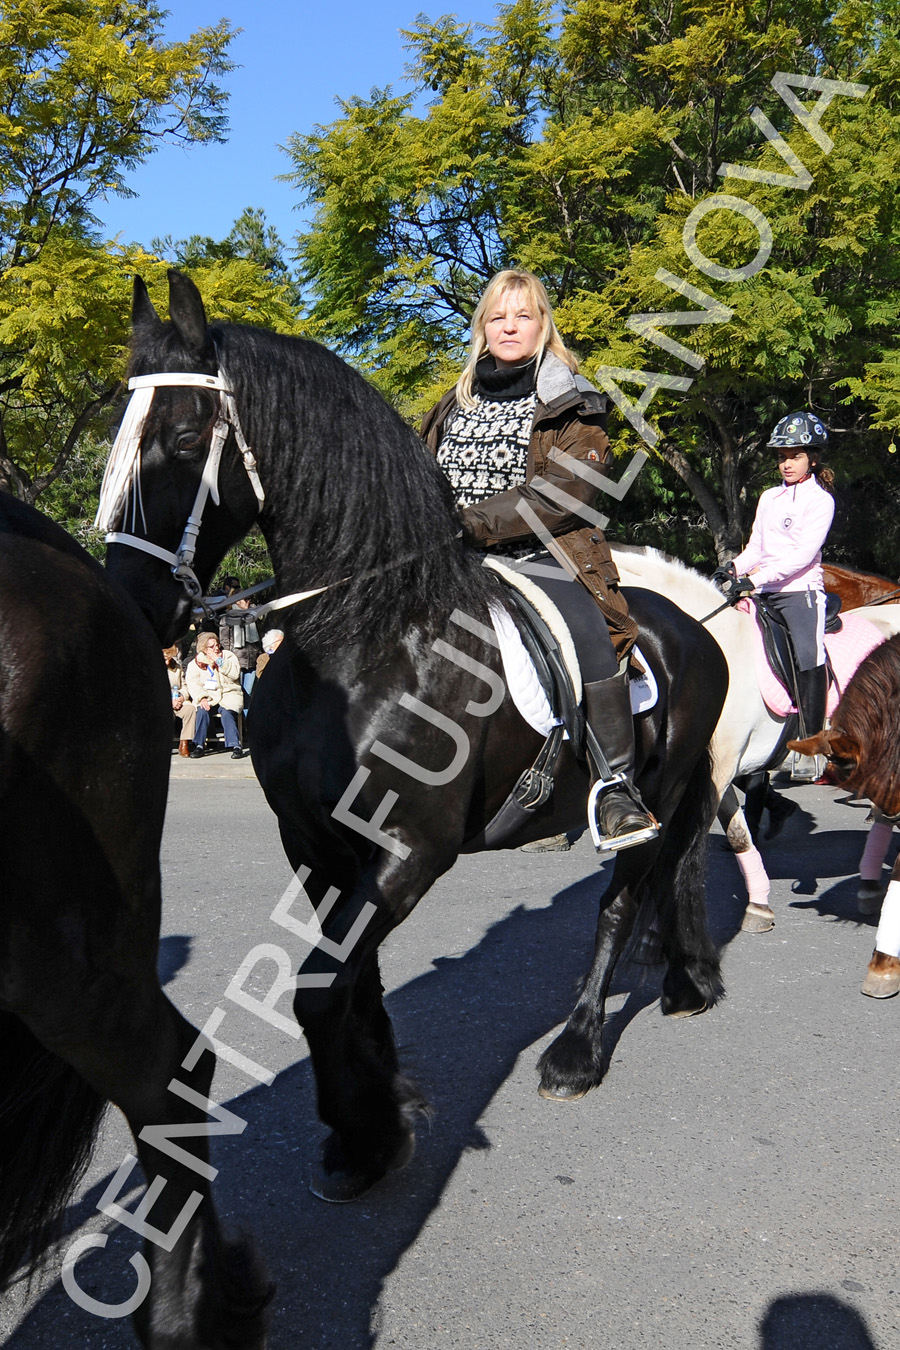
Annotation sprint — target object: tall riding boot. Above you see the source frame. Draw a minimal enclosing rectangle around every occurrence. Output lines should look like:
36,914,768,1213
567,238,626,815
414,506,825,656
582,671,659,852
791,664,828,782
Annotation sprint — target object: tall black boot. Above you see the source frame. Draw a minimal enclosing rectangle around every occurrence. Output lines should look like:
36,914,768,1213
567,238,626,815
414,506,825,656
792,664,828,781
582,671,659,852
796,664,828,736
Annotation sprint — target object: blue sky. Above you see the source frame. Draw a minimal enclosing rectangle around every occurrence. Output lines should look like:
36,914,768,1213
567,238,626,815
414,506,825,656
99,2,498,254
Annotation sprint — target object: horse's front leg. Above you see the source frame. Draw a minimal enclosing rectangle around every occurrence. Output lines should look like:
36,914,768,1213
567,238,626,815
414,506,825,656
289,856,440,1203
21,979,271,1350
537,844,655,1101
861,852,900,998
718,784,775,933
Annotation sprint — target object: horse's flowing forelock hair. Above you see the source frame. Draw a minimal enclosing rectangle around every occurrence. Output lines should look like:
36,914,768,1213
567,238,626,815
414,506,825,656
135,319,500,654
832,634,900,804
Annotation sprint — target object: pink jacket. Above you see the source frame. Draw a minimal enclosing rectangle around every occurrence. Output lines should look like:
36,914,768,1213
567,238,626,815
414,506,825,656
732,475,834,593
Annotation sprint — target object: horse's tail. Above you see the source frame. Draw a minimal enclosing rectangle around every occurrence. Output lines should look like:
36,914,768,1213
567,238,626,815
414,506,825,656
652,746,725,1007
0,1013,106,1288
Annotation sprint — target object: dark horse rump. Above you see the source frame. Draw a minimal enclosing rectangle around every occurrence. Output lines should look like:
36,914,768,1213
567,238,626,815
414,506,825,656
0,493,269,1348
102,270,729,1207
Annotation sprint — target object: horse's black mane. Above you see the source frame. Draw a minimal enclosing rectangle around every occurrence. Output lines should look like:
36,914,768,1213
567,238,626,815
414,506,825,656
137,319,500,653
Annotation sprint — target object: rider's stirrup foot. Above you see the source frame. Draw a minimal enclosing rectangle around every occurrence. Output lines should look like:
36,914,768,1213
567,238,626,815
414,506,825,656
588,777,660,853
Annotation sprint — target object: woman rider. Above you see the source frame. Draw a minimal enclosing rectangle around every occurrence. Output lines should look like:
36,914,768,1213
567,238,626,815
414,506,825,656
716,411,835,772
421,268,657,852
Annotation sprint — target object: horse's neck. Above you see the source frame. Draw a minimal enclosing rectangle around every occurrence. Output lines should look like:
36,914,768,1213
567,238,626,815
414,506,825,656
612,548,718,619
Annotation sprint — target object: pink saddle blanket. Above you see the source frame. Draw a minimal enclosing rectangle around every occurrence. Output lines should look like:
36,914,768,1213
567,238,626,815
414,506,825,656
736,599,885,719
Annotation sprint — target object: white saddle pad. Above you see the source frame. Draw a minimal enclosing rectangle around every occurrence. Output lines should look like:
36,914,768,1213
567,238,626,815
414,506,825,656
488,602,658,736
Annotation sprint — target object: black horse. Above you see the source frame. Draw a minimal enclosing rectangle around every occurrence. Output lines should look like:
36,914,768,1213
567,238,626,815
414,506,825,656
0,493,269,1347
104,270,729,1203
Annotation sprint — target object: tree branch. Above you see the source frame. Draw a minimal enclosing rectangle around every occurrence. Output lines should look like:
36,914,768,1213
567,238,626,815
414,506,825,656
27,384,120,504
656,439,728,549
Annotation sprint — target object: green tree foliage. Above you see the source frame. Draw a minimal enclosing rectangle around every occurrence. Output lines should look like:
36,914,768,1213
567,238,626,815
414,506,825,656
0,0,297,510
286,0,900,567
153,206,299,301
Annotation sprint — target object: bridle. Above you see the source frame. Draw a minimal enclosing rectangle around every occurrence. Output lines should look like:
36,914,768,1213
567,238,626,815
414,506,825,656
95,369,266,603
96,365,459,622
95,369,331,619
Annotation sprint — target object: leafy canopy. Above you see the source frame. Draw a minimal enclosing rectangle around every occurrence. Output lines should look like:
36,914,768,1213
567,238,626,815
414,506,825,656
286,0,900,568
0,1,299,516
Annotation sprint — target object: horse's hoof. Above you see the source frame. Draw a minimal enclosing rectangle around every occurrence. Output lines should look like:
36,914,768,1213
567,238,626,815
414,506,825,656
662,999,708,1019
860,970,900,998
741,903,775,933
537,1081,590,1102
857,880,886,915
309,1130,415,1204
861,953,900,999
309,1164,378,1204
520,833,571,852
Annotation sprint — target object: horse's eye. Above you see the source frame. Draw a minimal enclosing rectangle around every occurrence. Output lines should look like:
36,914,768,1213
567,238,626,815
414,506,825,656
174,430,204,459
827,755,855,776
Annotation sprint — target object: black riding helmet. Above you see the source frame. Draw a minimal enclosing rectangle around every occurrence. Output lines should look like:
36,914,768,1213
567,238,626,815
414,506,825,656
768,411,828,450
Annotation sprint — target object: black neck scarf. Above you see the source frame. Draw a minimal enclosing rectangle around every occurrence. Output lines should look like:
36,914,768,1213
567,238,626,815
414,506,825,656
474,355,538,402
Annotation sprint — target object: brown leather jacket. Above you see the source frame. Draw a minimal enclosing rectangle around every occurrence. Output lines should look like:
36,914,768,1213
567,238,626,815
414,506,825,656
421,351,637,658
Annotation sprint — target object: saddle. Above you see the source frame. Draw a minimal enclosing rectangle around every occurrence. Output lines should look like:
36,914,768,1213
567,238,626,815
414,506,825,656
460,558,656,851
752,591,842,704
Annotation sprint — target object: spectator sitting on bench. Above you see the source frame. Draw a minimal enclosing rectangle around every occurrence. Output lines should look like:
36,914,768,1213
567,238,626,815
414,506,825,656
185,633,245,759
164,645,196,757
255,628,284,680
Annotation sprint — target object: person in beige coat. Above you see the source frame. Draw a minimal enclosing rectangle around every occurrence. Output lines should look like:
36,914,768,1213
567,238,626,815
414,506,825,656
184,633,245,758
163,645,196,756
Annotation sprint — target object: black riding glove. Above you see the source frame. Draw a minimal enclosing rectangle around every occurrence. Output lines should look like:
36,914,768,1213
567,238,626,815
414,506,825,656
712,562,737,591
727,574,755,602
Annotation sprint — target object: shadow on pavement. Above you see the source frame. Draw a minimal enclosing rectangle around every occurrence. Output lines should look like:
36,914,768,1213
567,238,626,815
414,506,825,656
157,933,193,986
6,864,684,1349
760,1292,877,1350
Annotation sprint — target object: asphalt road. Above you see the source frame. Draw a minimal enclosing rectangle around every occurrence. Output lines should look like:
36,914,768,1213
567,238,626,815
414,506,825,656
3,763,898,1350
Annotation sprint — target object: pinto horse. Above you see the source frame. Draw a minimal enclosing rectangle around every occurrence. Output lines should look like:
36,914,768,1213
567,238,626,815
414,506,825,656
611,546,887,933
791,635,900,1000
101,270,728,1202
611,546,797,932
0,494,269,1347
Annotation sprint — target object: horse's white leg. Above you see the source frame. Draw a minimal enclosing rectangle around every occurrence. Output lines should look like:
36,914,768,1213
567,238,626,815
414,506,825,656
862,856,900,998
858,814,894,913
718,785,775,933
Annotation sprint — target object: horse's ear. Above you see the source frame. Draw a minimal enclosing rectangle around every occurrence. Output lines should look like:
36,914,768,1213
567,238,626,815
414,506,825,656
167,269,208,356
787,730,832,758
132,276,163,335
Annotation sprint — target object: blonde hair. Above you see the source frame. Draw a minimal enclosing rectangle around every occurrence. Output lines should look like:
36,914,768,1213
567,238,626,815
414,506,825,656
456,269,577,410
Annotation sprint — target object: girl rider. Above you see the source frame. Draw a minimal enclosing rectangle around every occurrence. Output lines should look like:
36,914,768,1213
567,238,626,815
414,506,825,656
717,411,835,765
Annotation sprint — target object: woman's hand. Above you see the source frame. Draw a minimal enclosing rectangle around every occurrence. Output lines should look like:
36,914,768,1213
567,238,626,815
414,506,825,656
200,697,211,710
172,697,184,711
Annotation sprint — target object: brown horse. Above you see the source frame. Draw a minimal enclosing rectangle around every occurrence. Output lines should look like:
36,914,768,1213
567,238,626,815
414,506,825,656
823,563,900,610
791,634,900,1000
